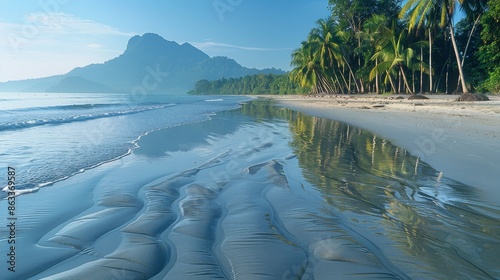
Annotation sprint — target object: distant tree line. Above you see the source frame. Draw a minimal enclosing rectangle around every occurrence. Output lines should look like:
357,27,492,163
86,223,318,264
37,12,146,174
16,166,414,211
187,74,307,95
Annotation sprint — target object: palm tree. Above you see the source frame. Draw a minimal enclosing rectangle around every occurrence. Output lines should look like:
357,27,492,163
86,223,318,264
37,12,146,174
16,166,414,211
461,0,488,59
308,18,354,93
290,42,335,94
400,0,469,93
290,43,318,93
291,18,356,94
454,0,487,90
308,19,344,75
359,14,389,93
370,25,417,94
400,0,442,93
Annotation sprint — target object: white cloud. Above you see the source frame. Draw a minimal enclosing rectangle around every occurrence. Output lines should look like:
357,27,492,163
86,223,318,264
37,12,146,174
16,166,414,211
23,12,135,36
0,12,135,51
0,13,133,81
86,43,103,49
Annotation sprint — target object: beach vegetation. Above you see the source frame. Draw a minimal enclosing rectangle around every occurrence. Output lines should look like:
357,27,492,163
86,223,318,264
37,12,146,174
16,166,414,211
370,21,428,94
286,0,497,97
400,0,469,94
477,0,500,93
187,74,307,95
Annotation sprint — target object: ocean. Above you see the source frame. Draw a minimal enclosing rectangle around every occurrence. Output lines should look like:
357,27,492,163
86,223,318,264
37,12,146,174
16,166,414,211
0,93,498,279
0,92,248,198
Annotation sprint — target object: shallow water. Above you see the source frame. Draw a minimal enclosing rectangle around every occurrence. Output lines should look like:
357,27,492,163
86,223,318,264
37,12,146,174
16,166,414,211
0,92,246,196
0,98,499,279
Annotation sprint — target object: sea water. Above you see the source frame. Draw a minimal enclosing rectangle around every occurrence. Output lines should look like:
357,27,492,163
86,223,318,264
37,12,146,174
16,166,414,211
0,92,249,197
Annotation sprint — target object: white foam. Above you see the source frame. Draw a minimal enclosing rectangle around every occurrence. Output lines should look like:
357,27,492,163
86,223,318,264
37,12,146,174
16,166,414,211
204,99,223,102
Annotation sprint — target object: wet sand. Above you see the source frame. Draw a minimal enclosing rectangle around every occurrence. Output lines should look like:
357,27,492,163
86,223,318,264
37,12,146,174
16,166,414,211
1,100,499,279
268,94,500,204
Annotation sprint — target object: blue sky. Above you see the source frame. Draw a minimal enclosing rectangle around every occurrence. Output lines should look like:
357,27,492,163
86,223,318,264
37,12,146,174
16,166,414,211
0,0,331,82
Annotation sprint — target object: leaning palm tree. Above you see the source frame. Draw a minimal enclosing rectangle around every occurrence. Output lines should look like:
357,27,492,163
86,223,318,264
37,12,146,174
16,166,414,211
290,42,335,94
308,18,354,93
400,0,468,93
454,0,487,90
460,0,488,63
308,18,344,74
291,18,358,94
290,43,316,93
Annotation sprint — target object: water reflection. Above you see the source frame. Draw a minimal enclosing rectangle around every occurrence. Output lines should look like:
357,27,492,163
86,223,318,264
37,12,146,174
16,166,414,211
135,112,250,157
242,99,500,279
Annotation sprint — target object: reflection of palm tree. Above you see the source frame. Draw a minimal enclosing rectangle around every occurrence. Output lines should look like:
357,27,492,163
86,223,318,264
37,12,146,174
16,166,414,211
384,197,428,250
240,100,498,279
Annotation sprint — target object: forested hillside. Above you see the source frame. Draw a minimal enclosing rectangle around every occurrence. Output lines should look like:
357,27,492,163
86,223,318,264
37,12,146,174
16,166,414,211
188,74,307,95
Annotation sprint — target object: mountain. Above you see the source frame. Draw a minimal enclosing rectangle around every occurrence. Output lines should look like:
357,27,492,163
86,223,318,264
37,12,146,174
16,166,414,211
45,76,119,93
0,33,285,93
0,75,65,92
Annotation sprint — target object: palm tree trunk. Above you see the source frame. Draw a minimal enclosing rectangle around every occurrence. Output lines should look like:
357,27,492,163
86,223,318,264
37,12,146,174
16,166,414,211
317,73,327,93
420,46,424,93
400,65,413,94
448,21,468,93
343,64,350,93
324,75,335,93
398,71,401,93
446,63,449,94
412,69,416,93
435,61,447,93
429,29,433,93
455,15,481,89
338,69,350,93
462,15,481,68
332,71,341,93
387,71,397,93
375,58,380,94
348,72,352,93
357,21,364,93
350,70,360,93
343,57,360,93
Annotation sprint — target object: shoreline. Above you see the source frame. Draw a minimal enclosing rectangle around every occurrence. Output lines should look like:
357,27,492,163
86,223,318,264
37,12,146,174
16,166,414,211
264,94,500,203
